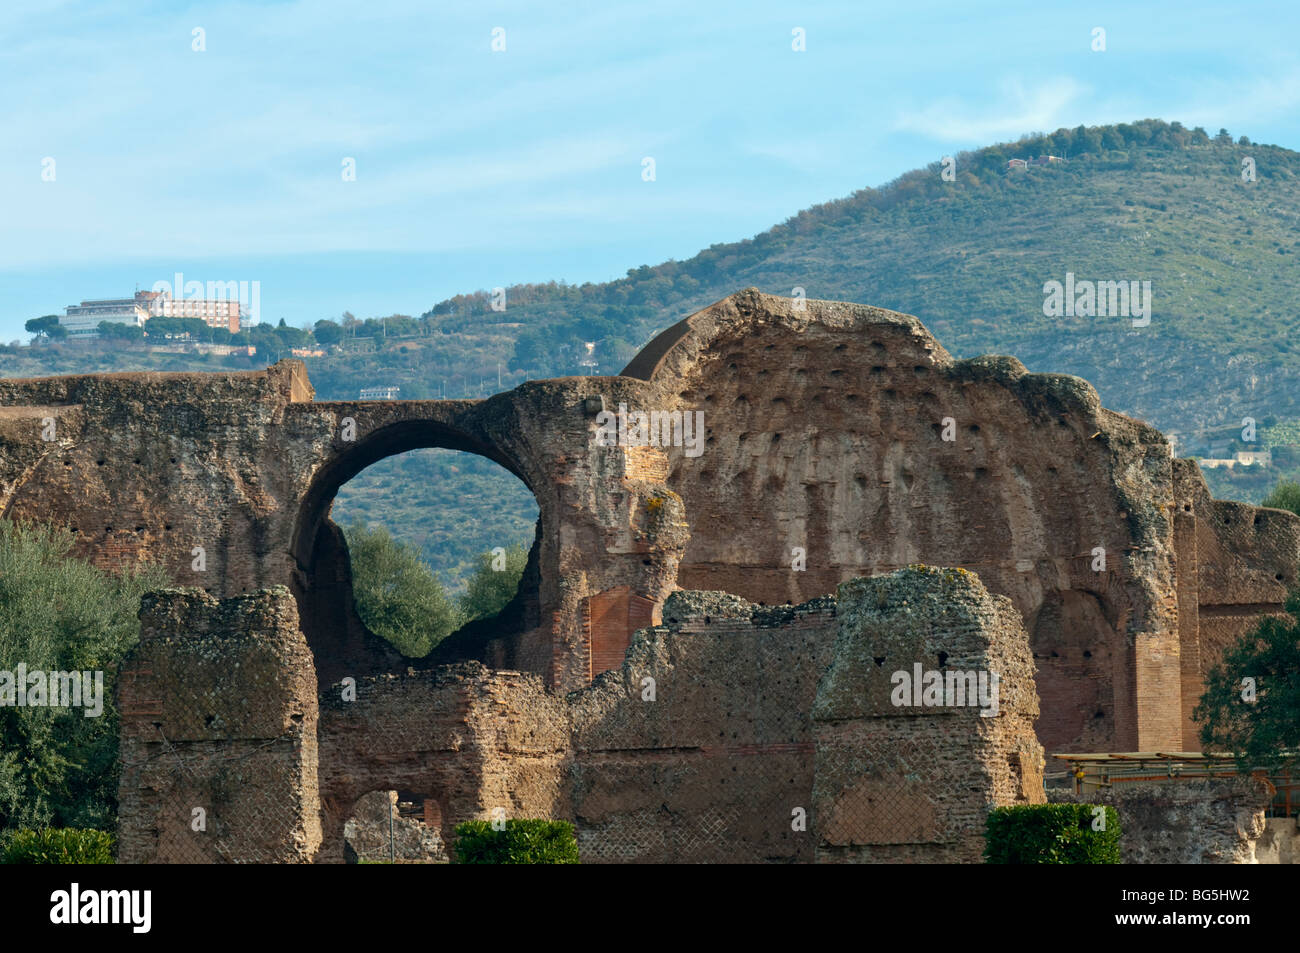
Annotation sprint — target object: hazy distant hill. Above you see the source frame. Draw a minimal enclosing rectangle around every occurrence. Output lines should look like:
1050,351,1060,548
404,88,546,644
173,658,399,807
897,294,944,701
9,119,1300,580
494,120,1300,443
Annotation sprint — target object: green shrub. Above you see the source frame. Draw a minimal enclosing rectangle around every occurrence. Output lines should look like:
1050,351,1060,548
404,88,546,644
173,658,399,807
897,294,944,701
1,827,115,864
984,804,1120,864
1262,479,1300,517
0,519,168,836
452,819,579,864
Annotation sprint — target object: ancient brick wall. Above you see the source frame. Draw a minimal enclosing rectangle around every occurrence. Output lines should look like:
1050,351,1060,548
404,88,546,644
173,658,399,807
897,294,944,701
0,362,310,584
811,568,1044,863
567,570,1043,863
632,292,1179,754
120,568,1046,864
312,594,834,864
1172,459,1300,748
0,363,686,693
627,290,1300,753
568,590,839,863
314,663,568,863
6,288,1299,753
117,587,321,863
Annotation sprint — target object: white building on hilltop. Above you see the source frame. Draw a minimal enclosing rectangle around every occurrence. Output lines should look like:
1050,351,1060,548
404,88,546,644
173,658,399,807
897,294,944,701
61,297,149,336
61,289,245,337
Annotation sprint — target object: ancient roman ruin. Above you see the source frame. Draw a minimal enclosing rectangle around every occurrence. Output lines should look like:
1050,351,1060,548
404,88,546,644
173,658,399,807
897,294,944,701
1,289,1295,862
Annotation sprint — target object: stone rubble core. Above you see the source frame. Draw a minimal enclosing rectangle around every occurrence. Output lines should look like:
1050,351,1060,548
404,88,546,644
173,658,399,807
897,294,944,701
1049,778,1276,864
2,288,1297,861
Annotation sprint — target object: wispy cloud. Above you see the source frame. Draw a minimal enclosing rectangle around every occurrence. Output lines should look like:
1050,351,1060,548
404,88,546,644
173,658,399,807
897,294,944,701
891,76,1089,143
5,0,1300,336
1169,69,1300,129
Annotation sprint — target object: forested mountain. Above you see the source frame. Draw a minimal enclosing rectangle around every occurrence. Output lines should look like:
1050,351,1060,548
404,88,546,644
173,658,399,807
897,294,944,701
9,119,1300,579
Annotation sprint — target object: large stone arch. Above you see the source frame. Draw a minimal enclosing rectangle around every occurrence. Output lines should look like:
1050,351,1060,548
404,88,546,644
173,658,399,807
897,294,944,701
284,385,689,690
1,288,1297,762
287,413,544,688
290,414,535,571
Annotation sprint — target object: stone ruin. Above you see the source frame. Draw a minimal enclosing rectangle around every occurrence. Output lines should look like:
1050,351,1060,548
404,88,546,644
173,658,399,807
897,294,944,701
118,568,1042,863
0,288,1296,862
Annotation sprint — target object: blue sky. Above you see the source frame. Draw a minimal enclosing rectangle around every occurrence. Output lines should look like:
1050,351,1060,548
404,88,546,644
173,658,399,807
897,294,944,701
3,0,1300,342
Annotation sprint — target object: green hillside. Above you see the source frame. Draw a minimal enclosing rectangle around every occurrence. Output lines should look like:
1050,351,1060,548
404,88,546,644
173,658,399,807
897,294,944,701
9,118,1300,581
330,448,537,594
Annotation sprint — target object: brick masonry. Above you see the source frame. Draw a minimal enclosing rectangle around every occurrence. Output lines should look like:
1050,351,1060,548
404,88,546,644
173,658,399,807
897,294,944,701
118,586,320,863
630,291,1300,753
812,568,1043,863
2,291,1294,754
118,569,1044,863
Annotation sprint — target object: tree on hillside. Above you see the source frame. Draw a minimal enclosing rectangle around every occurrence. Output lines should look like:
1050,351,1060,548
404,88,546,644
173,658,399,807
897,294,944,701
459,542,529,622
143,316,182,337
1262,480,1300,517
1194,590,1300,772
247,323,288,360
384,315,420,337
181,317,214,342
313,320,343,345
24,316,65,339
0,520,168,836
511,327,549,372
272,321,310,349
343,521,462,657
142,316,214,342
96,321,144,342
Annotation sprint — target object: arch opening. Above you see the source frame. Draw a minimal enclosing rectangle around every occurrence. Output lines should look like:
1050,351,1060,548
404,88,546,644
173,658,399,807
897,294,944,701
290,419,543,688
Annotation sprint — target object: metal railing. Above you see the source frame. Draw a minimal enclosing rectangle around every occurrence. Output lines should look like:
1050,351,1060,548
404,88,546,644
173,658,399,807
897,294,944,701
1052,752,1298,818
